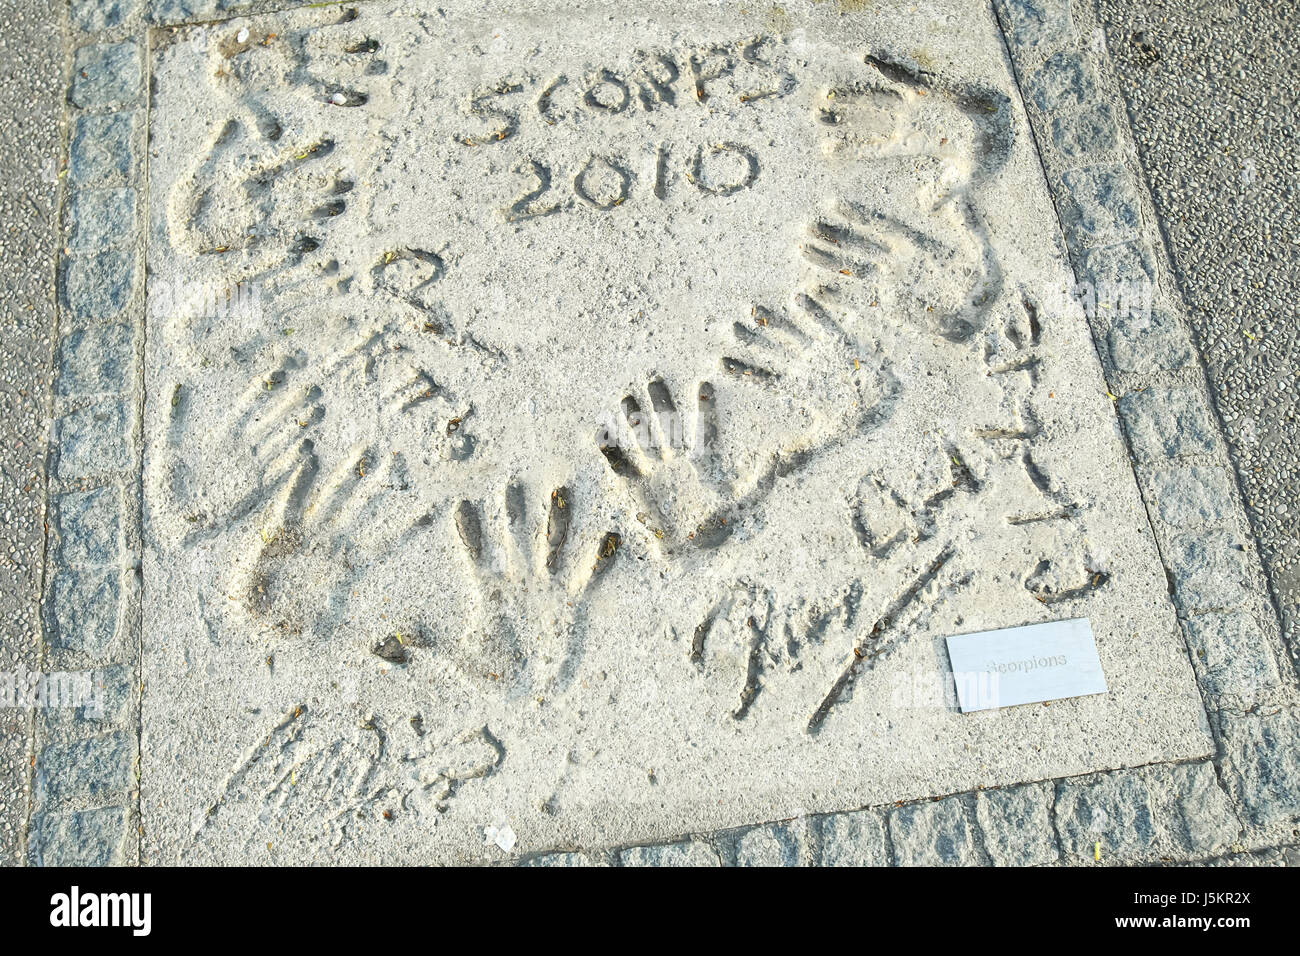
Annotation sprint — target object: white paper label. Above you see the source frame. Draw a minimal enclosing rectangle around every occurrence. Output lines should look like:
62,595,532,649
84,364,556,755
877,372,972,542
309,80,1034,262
945,617,1107,712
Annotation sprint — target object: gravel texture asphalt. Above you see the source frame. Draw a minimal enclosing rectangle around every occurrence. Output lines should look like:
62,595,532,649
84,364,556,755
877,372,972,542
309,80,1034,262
1097,0,1299,674
0,0,61,865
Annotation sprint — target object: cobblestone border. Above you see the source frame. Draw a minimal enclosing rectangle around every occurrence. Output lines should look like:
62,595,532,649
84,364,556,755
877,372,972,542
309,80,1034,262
24,0,151,866
25,0,1300,866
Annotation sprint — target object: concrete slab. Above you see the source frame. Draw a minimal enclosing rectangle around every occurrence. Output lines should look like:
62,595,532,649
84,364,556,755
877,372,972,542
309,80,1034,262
140,0,1211,863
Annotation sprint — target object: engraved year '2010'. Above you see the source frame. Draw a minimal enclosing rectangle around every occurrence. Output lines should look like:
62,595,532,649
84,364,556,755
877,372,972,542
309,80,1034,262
452,37,796,219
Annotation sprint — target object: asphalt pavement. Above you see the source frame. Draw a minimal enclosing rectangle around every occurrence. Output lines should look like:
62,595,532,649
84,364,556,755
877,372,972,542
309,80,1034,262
0,0,62,865
1098,0,1299,672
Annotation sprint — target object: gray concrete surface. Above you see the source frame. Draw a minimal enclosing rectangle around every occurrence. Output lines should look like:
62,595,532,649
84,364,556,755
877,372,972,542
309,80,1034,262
1097,0,1300,673
139,0,1210,864
0,0,62,866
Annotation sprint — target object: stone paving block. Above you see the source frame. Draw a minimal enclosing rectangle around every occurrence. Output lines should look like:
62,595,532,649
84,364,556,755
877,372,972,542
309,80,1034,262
63,246,136,319
816,809,890,866
70,0,142,32
974,783,1059,866
889,798,980,866
521,851,599,867
82,663,136,724
1030,49,1098,112
34,732,134,809
1164,762,1240,857
55,486,123,567
1219,708,1300,828
69,112,135,185
67,188,137,250
1119,387,1218,460
1149,465,1235,528
1107,308,1193,374
619,841,721,867
28,805,129,867
36,669,127,740
1183,613,1280,704
1166,530,1252,612
1056,764,1238,863
1055,771,1156,861
40,664,136,734
1203,846,1300,867
70,42,143,109
56,400,132,479
56,322,134,396
47,568,121,657
734,821,804,866
1050,104,1119,160
1077,238,1158,291
1061,164,1143,244
999,0,1074,52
